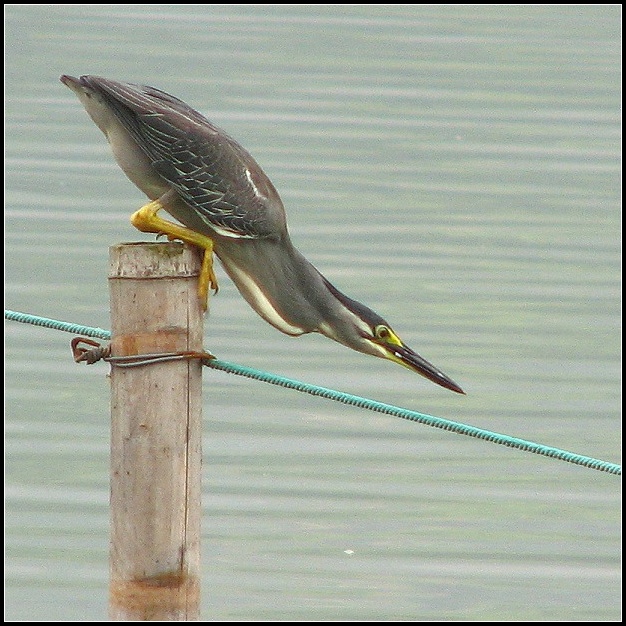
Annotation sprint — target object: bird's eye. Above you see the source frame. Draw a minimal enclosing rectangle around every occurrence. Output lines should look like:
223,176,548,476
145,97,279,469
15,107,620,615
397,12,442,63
374,325,391,341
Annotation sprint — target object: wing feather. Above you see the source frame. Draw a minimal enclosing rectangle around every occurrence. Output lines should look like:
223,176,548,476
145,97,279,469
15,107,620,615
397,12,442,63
82,76,284,239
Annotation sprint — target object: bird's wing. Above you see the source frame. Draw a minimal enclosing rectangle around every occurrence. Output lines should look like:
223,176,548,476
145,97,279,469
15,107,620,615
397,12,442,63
84,76,285,239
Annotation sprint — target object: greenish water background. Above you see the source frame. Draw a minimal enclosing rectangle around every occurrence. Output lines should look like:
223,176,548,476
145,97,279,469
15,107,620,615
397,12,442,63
5,5,620,621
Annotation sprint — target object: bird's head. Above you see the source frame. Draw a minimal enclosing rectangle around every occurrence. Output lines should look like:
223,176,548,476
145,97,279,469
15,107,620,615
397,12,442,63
319,280,465,394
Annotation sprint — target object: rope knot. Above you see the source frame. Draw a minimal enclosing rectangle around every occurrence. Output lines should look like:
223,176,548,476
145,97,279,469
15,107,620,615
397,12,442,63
71,336,215,368
71,337,111,364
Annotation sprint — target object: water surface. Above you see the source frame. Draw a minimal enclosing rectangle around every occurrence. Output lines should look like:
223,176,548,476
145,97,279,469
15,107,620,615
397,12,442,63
5,5,620,621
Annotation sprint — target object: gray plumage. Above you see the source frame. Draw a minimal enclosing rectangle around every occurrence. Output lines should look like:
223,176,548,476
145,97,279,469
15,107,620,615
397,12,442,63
61,74,464,393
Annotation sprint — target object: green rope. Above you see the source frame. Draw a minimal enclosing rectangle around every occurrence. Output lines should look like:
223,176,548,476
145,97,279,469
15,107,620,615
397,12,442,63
5,309,111,340
5,309,621,476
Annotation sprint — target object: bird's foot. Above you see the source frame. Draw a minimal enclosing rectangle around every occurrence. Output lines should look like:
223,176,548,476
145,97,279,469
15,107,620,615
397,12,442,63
130,200,218,310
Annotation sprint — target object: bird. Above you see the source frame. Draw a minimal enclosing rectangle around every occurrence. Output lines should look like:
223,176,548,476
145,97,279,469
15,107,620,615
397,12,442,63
60,74,464,394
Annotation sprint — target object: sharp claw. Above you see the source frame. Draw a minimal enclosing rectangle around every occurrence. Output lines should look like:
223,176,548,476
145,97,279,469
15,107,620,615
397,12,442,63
210,271,219,294
132,199,218,308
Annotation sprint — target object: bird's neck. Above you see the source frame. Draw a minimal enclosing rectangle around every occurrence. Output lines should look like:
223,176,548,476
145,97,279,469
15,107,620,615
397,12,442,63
213,236,324,335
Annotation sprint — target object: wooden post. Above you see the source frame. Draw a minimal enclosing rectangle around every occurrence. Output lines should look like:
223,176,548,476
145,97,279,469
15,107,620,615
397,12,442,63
108,242,203,621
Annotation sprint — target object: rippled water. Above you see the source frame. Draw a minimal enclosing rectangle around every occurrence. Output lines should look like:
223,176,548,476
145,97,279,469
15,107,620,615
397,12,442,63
5,5,620,621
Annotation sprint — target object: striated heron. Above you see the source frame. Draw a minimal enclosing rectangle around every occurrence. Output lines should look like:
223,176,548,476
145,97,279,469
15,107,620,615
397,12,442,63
60,75,464,394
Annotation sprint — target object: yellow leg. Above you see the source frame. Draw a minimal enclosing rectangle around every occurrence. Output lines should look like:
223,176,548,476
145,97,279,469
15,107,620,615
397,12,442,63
131,200,218,310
